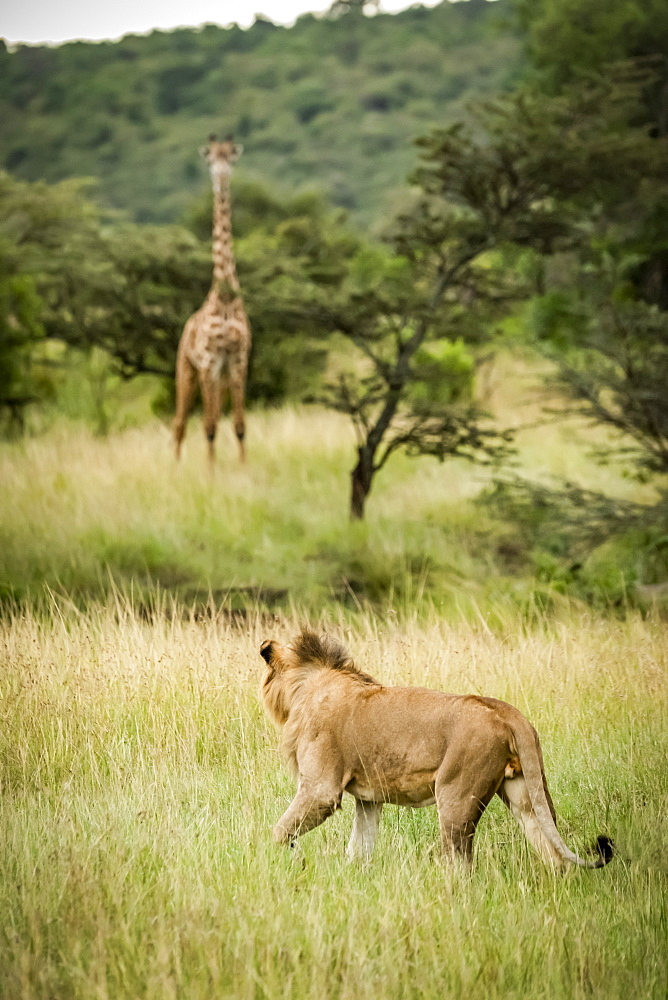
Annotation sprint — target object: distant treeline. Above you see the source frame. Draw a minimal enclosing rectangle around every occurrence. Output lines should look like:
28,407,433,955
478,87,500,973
0,0,520,226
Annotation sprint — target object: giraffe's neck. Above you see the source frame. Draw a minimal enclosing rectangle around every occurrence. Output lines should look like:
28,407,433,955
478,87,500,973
211,180,239,294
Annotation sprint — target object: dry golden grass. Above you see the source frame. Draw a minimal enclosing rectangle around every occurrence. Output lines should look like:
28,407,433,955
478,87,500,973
0,601,666,999
1,373,667,998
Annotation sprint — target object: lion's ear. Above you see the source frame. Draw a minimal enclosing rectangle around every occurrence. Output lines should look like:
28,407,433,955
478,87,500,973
261,639,293,670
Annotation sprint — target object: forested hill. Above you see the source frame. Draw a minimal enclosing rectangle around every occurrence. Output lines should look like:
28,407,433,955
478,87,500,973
0,0,521,227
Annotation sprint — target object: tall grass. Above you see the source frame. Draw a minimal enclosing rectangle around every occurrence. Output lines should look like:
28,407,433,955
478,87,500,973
1,601,666,999
1,406,499,611
1,377,666,998
1,378,661,613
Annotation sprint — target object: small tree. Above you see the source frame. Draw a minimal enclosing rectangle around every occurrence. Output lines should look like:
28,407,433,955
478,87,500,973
0,172,205,384
510,0,668,485
328,0,380,16
43,221,210,380
537,262,668,480
318,87,614,519
513,71,668,484
0,239,43,434
0,173,361,415
318,73,668,518
319,245,515,518
0,172,84,432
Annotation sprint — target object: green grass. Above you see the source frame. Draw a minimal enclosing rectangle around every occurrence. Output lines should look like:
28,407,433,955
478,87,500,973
0,404,502,613
1,604,666,999
1,384,667,998
1,370,662,616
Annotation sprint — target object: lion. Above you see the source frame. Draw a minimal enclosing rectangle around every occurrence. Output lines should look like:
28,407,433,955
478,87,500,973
259,629,614,870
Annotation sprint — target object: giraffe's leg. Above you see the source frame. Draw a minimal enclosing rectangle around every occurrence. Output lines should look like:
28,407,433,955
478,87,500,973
229,354,248,463
173,351,198,460
219,376,230,418
200,373,223,467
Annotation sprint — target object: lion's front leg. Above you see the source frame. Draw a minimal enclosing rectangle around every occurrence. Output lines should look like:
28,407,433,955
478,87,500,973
273,780,343,846
347,800,383,862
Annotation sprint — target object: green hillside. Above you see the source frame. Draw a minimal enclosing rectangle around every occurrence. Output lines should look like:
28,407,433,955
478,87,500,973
0,0,521,226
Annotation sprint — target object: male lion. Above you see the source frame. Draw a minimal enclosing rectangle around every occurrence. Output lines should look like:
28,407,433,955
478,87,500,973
259,629,614,870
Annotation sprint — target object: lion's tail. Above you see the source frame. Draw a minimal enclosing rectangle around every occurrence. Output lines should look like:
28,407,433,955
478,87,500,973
509,716,614,870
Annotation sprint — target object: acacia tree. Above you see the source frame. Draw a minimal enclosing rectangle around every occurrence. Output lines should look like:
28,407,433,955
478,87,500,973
0,172,210,382
44,220,210,379
0,173,360,422
319,245,516,519
318,85,639,519
508,0,668,456
539,258,668,480
0,173,94,430
0,238,43,433
321,65,668,518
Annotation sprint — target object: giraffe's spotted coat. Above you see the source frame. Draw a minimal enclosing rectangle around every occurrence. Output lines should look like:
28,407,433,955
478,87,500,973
174,138,251,463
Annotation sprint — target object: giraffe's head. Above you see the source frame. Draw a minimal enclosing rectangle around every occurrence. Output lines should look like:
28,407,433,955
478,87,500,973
200,134,243,192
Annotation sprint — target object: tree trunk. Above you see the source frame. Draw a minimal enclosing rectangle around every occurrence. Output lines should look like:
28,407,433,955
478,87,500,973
350,447,374,520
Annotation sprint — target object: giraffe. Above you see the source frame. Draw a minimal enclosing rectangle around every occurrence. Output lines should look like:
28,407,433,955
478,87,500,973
174,134,251,464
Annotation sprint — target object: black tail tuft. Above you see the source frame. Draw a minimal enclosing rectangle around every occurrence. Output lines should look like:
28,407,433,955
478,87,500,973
592,835,615,866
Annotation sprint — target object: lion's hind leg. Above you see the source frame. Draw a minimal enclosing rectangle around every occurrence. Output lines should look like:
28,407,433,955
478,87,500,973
347,800,382,862
435,744,506,864
498,776,567,870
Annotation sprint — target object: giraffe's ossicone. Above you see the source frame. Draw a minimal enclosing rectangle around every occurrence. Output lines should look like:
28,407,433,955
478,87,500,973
174,135,251,464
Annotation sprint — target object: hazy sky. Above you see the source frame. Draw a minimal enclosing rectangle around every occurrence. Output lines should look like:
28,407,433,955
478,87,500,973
1,0,442,46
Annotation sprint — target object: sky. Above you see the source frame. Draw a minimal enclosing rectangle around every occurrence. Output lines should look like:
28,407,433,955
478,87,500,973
1,0,443,46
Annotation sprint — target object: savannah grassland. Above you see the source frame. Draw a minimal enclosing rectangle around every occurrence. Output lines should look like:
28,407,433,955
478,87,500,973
1,373,667,999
